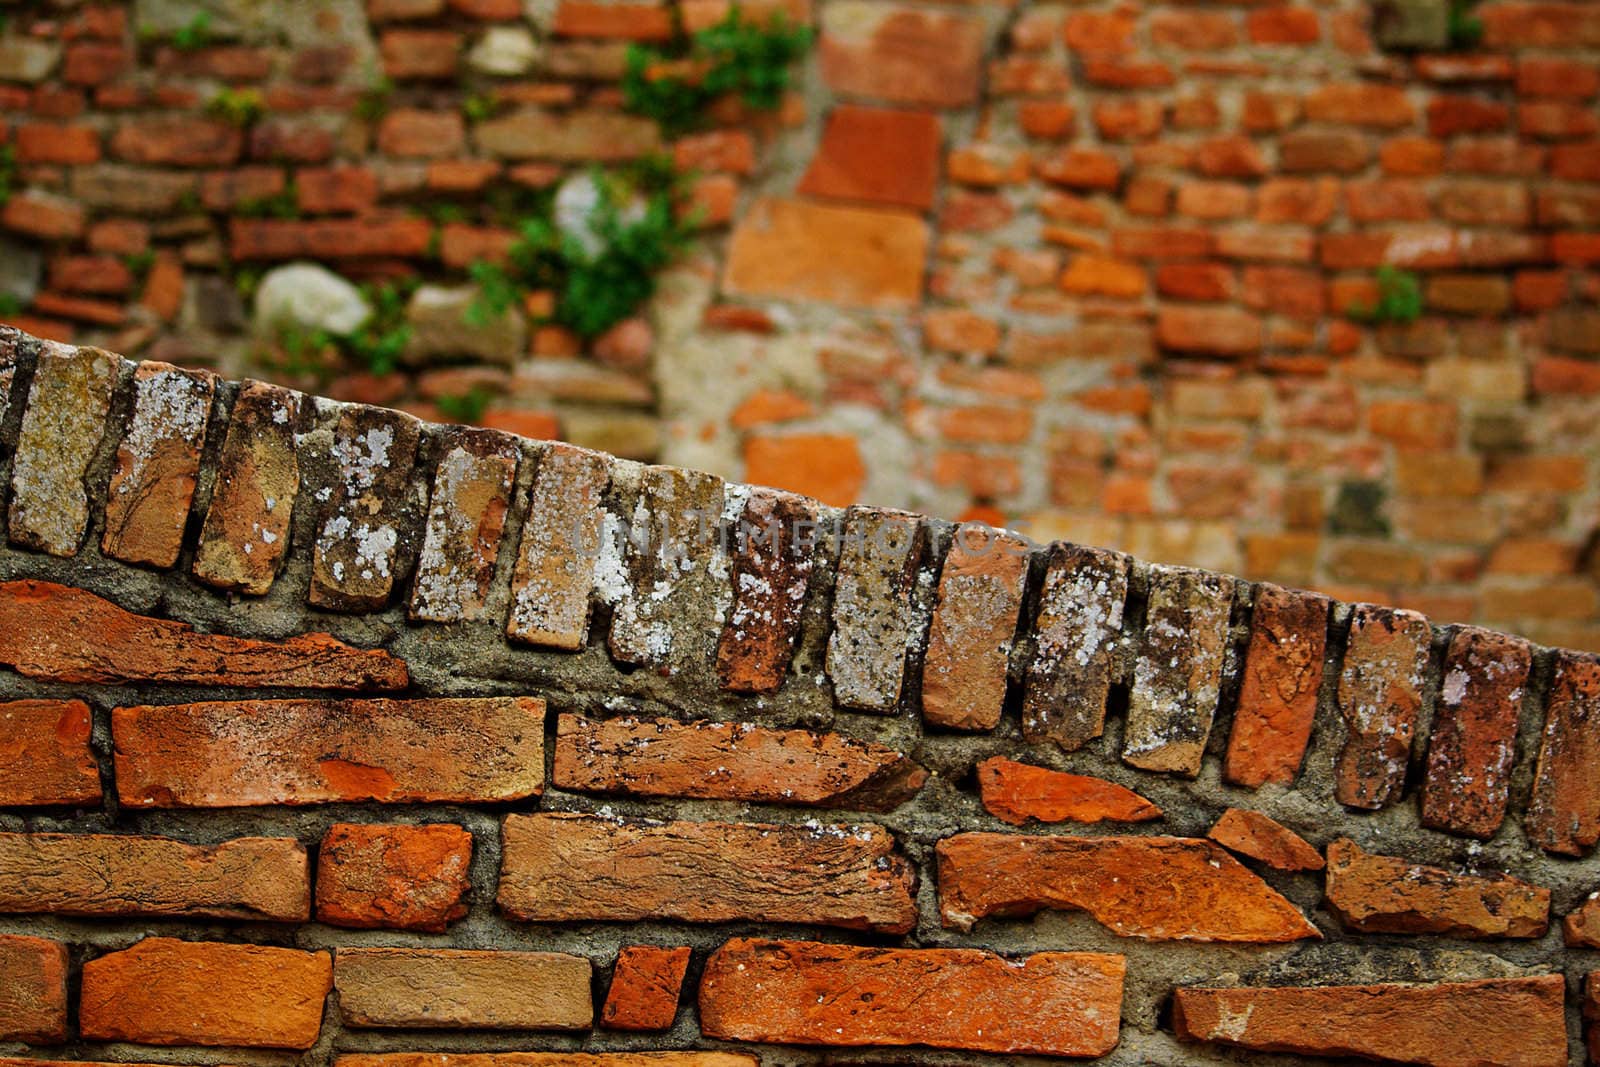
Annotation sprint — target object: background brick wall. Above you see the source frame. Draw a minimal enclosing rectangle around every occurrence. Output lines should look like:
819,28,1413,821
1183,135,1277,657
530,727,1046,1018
0,327,1599,1063
0,0,1598,650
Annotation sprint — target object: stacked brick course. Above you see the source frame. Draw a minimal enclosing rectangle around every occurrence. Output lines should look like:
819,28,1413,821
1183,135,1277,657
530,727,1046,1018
1,324,1599,1063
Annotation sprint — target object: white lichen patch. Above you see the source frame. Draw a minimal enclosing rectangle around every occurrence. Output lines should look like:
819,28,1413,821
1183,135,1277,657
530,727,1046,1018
8,345,119,555
115,367,210,492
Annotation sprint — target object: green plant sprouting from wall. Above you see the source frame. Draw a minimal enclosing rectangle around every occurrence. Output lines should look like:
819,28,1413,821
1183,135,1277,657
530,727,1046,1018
468,163,696,339
207,87,265,128
623,7,814,137
0,144,15,207
1447,0,1484,48
171,12,212,51
1348,265,1424,325
266,280,415,381
435,387,496,425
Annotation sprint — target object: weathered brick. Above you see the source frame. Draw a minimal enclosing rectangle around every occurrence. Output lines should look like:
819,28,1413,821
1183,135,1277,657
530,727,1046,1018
1124,565,1234,776
743,433,864,505
8,342,118,556
193,380,303,594
110,118,243,166
1022,543,1129,750
0,579,405,688
338,1057,752,1067
700,938,1123,1057
229,217,434,260
1324,838,1548,938
937,832,1318,941
80,938,332,1049
606,464,725,670
723,198,929,308
1565,891,1600,946
1157,305,1263,356
1420,626,1532,839
0,699,99,807
1208,808,1324,871
0,831,308,920
505,442,611,649
922,526,1028,730
410,429,518,622
602,945,690,1031
1527,650,1600,855
819,3,984,108
498,812,916,932
977,756,1160,825
474,108,659,161
378,109,466,159
825,506,926,712
334,948,591,1029
1,190,86,240
1224,583,1331,788
100,361,215,567
114,697,544,807
796,105,942,211
1174,976,1567,1067
555,714,924,810
311,405,423,612
317,823,471,932
716,487,816,693
0,935,68,1042
1335,604,1431,809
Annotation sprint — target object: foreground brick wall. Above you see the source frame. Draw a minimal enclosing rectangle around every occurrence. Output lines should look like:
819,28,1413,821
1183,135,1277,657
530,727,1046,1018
1,323,1599,1063
2,0,1599,650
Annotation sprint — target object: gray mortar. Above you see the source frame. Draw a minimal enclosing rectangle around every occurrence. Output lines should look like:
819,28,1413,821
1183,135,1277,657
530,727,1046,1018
0,331,1595,1066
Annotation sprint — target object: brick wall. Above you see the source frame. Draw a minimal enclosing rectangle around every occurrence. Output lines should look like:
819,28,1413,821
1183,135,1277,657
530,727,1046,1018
1,324,1599,1062
1,0,1598,652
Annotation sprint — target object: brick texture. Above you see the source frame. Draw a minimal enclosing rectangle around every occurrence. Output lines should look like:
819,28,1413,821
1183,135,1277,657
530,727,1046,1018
0,699,100,807
334,948,592,1029
316,823,472,932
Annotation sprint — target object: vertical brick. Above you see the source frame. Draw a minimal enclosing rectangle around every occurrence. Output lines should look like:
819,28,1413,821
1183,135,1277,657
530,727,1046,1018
101,361,215,568
333,948,591,1029
699,939,1124,1057
114,697,545,807
606,465,725,671
0,699,100,807
602,945,690,1031
1334,605,1431,809
1125,565,1235,777
410,428,519,622
80,938,332,1049
311,405,423,612
316,823,472,932
716,487,816,693
505,441,611,650
825,506,926,712
1527,650,1600,855
1420,626,1532,839
922,526,1029,730
7,342,119,557
1022,543,1130,750
1224,584,1331,788
0,934,68,1042
0,832,309,920
193,380,303,595
0,328,22,428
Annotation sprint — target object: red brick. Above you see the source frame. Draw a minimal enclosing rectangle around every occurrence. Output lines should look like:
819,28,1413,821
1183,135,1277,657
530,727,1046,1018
1157,305,1262,356
1157,261,1233,301
0,831,308,920
110,118,242,166
553,713,924,810
15,122,99,164
498,813,915,932
797,105,940,211
101,362,214,568
338,1056,750,1067
230,216,433,260
1063,9,1135,54
1335,605,1431,809
724,198,927,308
1035,146,1121,190
0,935,68,1041
62,41,129,85
297,165,379,214
0,699,99,807
700,938,1124,1057
81,938,331,1049
377,108,465,158
1420,626,1532,839
1021,542,1129,749
1281,130,1371,172
1249,6,1319,43
2,190,87,240
1518,56,1600,98
1208,808,1323,871
602,946,690,1031
673,129,755,175
939,832,1317,941
1084,57,1174,88
1325,838,1548,938
1528,651,1600,854
1093,98,1163,141
1305,83,1415,127
410,428,519,623
978,756,1160,825
114,697,544,807
48,254,132,295
334,947,591,1029
820,5,983,109
1019,99,1076,139
317,823,472,932
1521,99,1599,139
0,579,405,688
922,526,1029,730
1175,976,1567,1067
744,432,865,506
1224,584,1331,788
380,28,461,78
552,0,672,38
1552,141,1600,180
249,117,336,163
1150,10,1237,49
